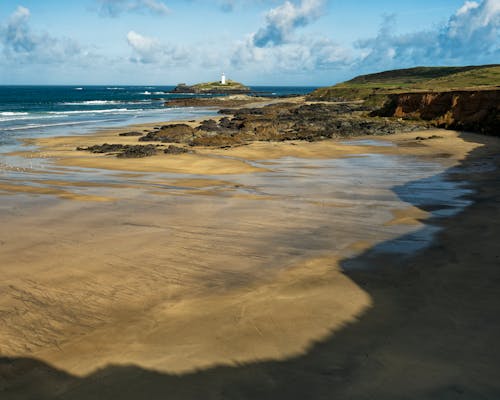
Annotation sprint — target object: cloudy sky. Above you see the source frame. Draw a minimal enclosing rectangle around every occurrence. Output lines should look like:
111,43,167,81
0,0,498,85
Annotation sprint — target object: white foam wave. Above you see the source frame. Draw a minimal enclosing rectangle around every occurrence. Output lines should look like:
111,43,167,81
74,87,83,90
0,108,140,123
60,100,122,105
140,91,152,95
0,114,68,123
1,112,29,116
48,108,133,115
2,118,123,131
107,87,124,90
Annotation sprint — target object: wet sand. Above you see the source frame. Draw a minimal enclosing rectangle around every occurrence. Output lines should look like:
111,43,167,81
1,122,500,398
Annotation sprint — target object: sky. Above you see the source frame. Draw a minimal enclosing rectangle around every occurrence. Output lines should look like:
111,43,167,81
0,0,498,85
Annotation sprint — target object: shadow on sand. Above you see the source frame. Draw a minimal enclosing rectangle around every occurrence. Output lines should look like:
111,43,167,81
2,133,500,399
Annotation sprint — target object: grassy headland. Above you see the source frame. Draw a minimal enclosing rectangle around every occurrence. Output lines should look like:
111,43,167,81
308,64,500,104
306,65,499,135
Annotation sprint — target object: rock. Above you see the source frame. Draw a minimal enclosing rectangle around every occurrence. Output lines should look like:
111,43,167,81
170,83,196,94
117,145,157,158
190,135,245,148
119,131,143,137
165,96,261,108
77,143,127,153
416,135,444,141
77,143,157,158
196,119,219,132
164,145,192,154
139,124,195,143
186,101,429,148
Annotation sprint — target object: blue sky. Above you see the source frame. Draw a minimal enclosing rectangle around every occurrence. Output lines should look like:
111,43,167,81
0,0,498,85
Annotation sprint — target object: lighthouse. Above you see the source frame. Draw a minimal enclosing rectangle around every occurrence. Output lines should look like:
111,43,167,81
221,73,226,85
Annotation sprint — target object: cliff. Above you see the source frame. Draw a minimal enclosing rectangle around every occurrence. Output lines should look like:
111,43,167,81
372,90,500,135
170,80,250,95
306,65,500,135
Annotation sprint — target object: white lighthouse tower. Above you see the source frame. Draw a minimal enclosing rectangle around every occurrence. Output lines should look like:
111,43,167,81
221,72,226,85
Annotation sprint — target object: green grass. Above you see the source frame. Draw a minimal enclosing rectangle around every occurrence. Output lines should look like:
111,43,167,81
308,65,500,101
192,80,248,91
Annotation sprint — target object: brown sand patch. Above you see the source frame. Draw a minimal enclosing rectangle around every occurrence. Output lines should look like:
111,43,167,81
385,206,430,226
31,256,370,376
0,182,113,202
202,130,480,163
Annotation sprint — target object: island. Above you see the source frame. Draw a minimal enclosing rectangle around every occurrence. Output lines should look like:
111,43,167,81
170,74,251,95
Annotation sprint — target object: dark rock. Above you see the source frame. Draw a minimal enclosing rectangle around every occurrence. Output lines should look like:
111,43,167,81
416,135,444,141
196,119,219,132
77,143,157,158
170,84,196,94
77,143,127,153
164,145,192,154
139,124,195,143
119,131,143,137
186,101,429,148
190,135,245,148
117,145,157,158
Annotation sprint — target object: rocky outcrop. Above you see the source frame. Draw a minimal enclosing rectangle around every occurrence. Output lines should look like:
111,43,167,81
77,143,158,158
170,84,197,94
185,102,428,147
373,90,500,135
118,131,143,137
164,145,192,154
139,124,196,143
170,81,250,95
165,95,261,108
76,102,430,157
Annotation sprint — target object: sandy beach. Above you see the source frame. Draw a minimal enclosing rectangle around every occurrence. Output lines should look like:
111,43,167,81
1,114,500,398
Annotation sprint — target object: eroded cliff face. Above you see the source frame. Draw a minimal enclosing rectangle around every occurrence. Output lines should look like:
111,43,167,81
374,90,500,135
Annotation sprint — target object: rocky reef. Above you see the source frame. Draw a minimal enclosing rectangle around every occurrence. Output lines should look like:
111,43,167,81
112,102,427,150
190,102,427,146
75,99,436,158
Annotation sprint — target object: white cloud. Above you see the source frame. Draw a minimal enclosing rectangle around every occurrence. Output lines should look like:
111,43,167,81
356,0,500,70
126,30,189,65
230,0,499,79
456,1,480,16
0,6,91,64
97,0,170,17
231,34,350,72
253,0,325,47
229,0,350,72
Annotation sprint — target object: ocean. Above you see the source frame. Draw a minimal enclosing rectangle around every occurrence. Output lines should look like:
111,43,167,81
0,86,317,146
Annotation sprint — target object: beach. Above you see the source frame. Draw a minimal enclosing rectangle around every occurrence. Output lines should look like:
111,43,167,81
1,97,500,398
